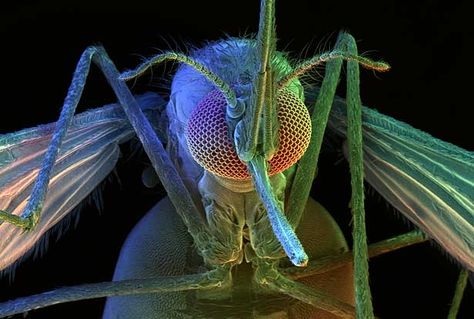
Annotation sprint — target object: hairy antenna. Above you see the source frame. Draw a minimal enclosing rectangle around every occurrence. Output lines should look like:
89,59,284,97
278,50,390,89
120,51,237,108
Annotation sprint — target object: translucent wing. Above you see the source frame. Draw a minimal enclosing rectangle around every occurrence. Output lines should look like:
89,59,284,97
0,93,164,271
319,92,474,271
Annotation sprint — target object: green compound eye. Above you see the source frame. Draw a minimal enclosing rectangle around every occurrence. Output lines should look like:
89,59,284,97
185,88,311,180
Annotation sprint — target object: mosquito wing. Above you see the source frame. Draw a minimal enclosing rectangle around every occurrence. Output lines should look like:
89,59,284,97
313,91,474,271
0,93,165,272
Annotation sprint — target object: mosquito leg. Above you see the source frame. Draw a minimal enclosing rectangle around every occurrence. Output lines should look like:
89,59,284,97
286,31,374,318
0,46,207,243
447,268,468,319
89,46,207,240
0,48,98,230
285,42,389,229
282,230,427,280
342,32,375,319
285,36,345,228
0,268,229,318
255,263,356,318
285,34,386,225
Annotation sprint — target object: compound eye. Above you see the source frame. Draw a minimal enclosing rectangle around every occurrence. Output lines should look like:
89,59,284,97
185,89,311,180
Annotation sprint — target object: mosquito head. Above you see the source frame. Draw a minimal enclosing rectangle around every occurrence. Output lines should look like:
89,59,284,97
185,88,311,180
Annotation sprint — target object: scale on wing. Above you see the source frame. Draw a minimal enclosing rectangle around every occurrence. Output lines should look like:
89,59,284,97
317,90,474,271
0,93,164,271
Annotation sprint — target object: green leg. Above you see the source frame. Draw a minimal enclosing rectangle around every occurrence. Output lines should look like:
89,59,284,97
256,229,422,318
0,46,207,243
255,263,356,318
0,48,97,230
286,35,344,228
286,31,374,318
0,268,230,318
447,269,468,319
282,230,427,279
286,31,389,229
343,32,374,319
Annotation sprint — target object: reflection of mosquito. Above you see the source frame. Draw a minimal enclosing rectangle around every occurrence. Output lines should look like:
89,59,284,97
0,0,472,318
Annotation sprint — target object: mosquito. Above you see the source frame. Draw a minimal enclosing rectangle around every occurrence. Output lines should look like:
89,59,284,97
0,1,472,318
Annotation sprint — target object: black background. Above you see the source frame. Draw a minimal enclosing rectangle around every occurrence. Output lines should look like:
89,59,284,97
0,1,473,318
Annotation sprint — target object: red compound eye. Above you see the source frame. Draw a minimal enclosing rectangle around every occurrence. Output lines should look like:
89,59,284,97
185,89,311,180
